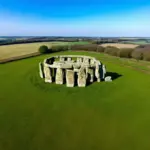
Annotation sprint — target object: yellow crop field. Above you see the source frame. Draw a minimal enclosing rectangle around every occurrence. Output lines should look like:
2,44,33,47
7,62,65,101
0,42,69,60
101,43,139,49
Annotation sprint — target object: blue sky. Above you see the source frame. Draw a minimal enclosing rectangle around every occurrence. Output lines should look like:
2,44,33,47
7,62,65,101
0,0,150,36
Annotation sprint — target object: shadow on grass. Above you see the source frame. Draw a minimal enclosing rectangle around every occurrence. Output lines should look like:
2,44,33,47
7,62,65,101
105,72,122,81
73,71,123,87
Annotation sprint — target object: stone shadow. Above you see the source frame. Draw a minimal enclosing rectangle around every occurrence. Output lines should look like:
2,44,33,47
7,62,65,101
105,72,122,81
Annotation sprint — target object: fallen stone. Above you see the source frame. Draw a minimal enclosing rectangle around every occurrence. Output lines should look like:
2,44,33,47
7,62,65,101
105,76,112,82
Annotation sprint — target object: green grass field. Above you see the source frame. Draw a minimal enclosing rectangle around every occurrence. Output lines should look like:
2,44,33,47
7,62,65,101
1,51,150,150
0,41,89,60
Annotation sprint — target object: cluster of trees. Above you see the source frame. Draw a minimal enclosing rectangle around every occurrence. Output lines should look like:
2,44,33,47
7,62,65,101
0,37,80,46
71,44,150,61
39,44,150,61
38,45,70,54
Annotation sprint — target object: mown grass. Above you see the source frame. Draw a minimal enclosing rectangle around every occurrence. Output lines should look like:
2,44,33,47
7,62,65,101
0,41,89,60
0,51,150,150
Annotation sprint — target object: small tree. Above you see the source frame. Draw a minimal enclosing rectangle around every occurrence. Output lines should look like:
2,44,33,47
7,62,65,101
38,45,49,54
51,45,69,52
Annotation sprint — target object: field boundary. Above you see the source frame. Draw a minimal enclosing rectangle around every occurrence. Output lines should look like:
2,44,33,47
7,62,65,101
1,50,150,75
0,52,41,64
73,50,150,74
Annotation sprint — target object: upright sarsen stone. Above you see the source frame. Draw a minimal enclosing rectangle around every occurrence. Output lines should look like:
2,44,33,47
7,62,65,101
77,57,83,63
44,65,52,83
39,62,44,78
88,68,94,82
66,70,74,87
56,68,64,84
67,57,72,62
83,57,90,65
78,67,86,87
95,61,101,82
102,65,106,79
60,57,65,62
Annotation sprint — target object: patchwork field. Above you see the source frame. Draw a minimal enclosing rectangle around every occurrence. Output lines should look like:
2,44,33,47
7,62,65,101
0,51,150,150
0,41,88,60
124,41,150,45
101,43,139,49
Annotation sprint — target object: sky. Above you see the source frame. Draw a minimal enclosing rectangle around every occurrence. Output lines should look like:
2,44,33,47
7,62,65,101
0,0,150,36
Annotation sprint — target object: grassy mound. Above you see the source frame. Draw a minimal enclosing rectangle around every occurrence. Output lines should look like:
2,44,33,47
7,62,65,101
0,51,150,150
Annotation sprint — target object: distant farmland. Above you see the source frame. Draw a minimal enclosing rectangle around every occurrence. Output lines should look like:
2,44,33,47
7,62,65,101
101,43,139,49
0,41,89,60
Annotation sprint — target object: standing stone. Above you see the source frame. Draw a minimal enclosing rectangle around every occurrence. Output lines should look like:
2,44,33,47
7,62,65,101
85,67,89,79
67,57,72,62
88,68,94,82
78,67,86,87
44,65,52,83
77,57,83,63
66,70,74,87
95,61,101,82
90,59,95,66
56,68,64,84
83,57,90,64
60,57,65,62
73,63,80,73
39,62,44,78
102,65,106,79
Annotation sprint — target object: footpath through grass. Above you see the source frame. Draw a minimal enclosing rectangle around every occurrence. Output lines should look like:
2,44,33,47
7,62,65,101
0,51,150,150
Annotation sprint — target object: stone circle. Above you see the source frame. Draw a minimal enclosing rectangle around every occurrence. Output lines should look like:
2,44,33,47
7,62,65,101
39,55,108,87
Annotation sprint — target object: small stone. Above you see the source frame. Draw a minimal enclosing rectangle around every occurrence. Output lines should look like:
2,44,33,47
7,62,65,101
105,76,112,82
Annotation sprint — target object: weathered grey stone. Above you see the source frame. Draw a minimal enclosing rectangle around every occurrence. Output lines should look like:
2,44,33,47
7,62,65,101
39,62,44,78
44,65,52,83
90,59,96,66
95,61,101,82
73,63,81,72
77,57,83,63
55,68,64,84
105,76,112,82
88,68,94,82
60,57,65,62
102,65,106,79
66,70,74,87
67,57,72,61
83,57,90,64
78,67,86,87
